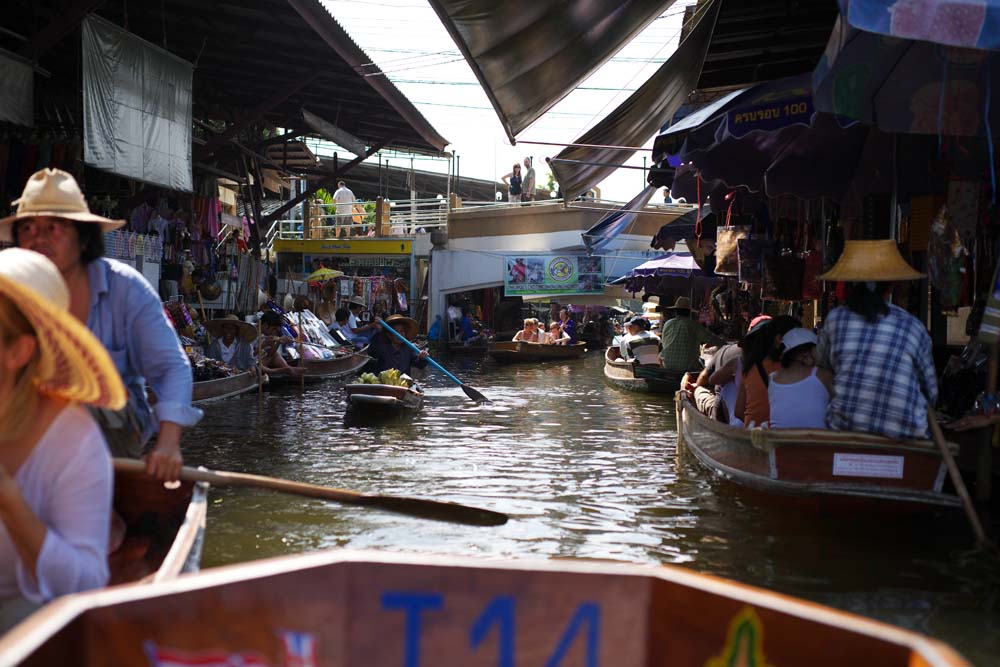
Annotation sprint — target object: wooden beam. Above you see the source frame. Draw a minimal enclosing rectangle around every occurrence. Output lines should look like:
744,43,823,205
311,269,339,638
19,0,105,61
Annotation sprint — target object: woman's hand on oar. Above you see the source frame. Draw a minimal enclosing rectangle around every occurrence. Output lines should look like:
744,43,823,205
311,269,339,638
113,459,508,527
375,318,490,403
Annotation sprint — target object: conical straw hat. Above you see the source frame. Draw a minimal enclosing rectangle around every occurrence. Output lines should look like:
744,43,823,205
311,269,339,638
819,240,924,282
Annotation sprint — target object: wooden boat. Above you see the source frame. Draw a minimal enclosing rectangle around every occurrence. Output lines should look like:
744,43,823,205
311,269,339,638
345,383,424,421
603,346,685,393
676,392,962,509
488,340,587,363
192,370,259,404
268,346,370,387
109,464,208,585
0,549,970,666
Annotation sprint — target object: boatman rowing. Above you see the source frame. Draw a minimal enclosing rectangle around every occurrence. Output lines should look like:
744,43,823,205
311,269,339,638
370,315,429,375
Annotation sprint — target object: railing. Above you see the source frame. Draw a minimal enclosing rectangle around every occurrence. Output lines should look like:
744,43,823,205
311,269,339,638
271,197,448,241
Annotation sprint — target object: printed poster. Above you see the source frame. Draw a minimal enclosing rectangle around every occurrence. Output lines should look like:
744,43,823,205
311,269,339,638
504,255,604,297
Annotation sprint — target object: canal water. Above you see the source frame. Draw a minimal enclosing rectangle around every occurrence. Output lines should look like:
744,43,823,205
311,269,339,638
184,352,1000,665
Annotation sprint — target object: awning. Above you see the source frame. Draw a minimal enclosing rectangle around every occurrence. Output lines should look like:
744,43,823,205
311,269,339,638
549,0,721,202
582,184,659,254
426,0,676,143
837,0,1000,50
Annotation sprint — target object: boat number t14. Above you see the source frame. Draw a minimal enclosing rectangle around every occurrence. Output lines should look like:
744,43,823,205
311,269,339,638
382,591,601,667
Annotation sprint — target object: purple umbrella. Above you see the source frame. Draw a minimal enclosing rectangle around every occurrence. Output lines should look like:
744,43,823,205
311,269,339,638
838,0,1000,50
609,253,704,285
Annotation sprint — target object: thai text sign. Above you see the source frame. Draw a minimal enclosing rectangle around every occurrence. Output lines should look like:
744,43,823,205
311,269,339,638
504,255,604,297
728,96,813,137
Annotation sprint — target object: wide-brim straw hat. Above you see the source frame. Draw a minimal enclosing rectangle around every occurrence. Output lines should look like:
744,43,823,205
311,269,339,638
0,248,125,409
383,314,418,339
664,296,692,311
205,314,257,342
819,240,925,282
0,168,126,231
346,296,366,308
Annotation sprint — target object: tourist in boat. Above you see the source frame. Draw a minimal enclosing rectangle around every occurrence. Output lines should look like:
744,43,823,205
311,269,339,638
657,297,724,373
619,316,657,360
370,315,429,374
688,339,744,423
346,298,376,344
7,169,200,482
258,311,306,377
733,315,800,427
816,241,935,440
546,321,571,345
558,309,578,344
513,318,542,343
0,248,126,631
768,328,833,429
204,315,257,371
329,308,366,348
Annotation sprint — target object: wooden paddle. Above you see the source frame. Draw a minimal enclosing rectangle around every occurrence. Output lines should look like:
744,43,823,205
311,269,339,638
927,414,996,550
113,459,508,527
376,317,490,403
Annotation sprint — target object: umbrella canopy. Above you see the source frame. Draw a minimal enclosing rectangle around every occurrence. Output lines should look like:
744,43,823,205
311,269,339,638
812,14,1000,137
609,252,704,285
304,268,344,282
837,0,1000,50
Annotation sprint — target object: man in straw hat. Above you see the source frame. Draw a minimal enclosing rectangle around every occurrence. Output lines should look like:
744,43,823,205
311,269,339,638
370,314,429,375
0,248,126,630
816,240,937,440
658,296,724,373
3,168,202,482
204,315,257,371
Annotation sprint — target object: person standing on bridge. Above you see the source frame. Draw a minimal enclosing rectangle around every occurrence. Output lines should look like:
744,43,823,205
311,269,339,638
522,157,536,203
332,181,356,238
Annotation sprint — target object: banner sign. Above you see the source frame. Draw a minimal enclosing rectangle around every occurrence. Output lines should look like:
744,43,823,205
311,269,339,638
504,255,604,297
728,96,813,137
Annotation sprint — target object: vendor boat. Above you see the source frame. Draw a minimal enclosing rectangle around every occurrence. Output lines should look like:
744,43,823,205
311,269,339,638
344,383,424,422
603,346,685,393
488,341,588,363
0,549,969,666
268,346,371,387
676,392,962,509
192,370,259,404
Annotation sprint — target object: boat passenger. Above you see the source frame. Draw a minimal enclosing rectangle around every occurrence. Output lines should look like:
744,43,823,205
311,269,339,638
459,307,484,346
558,309,578,344
733,315,800,427
768,328,833,429
204,315,257,371
816,241,935,440
658,297,724,373
7,169,200,482
0,248,126,632
258,311,306,377
690,341,743,423
513,318,543,343
370,315,429,374
346,298,376,344
619,316,657,360
329,308,366,348
546,321,571,345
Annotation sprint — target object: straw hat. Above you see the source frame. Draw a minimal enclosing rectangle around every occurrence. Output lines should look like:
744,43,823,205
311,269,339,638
0,168,126,231
664,296,692,311
205,314,257,343
383,314,418,339
819,240,924,282
346,296,366,308
0,248,125,409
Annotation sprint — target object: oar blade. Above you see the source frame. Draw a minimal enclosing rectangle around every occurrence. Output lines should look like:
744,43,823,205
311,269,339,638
461,384,491,404
370,496,508,526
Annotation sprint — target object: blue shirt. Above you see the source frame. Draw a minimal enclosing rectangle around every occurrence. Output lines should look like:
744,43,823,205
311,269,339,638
368,332,429,374
87,258,203,441
459,316,477,340
561,318,577,344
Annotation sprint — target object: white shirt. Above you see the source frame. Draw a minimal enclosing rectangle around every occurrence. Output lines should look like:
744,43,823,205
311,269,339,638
347,312,360,331
333,186,356,218
219,340,237,365
619,330,655,359
0,405,112,602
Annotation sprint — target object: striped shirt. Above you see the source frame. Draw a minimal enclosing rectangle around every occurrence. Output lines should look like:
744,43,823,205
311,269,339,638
817,304,937,440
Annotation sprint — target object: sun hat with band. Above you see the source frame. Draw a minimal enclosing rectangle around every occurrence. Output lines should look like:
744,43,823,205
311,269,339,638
0,248,126,409
383,314,418,339
0,168,126,236
819,240,924,282
205,314,257,343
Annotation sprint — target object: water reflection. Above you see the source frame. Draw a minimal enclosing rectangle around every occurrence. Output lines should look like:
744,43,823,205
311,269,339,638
185,352,999,664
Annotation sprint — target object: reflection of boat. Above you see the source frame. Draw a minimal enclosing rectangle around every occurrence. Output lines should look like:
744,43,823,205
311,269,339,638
447,341,489,356
191,371,259,404
489,341,587,363
345,383,424,422
676,392,962,509
603,347,684,393
109,462,208,585
2,549,970,666
268,346,371,387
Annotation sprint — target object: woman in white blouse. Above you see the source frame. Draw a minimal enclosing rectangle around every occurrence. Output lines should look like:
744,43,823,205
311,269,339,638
0,249,126,632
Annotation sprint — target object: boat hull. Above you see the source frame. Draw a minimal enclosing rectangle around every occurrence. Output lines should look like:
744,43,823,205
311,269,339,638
603,348,683,393
192,371,258,404
345,383,423,421
0,549,970,667
488,341,587,363
269,347,370,386
677,392,960,508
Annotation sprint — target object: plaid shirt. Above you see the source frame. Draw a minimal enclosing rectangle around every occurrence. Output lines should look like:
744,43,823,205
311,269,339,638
658,316,723,372
817,304,937,440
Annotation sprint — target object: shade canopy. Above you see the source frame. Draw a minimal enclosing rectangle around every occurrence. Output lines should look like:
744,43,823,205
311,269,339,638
837,0,1000,50
582,185,660,254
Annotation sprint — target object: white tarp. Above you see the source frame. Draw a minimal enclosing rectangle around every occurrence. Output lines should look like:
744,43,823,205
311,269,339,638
82,16,193,191
0,50,33,127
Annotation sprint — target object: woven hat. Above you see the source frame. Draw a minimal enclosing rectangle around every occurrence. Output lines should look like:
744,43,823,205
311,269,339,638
0,248,125,409
346,296,366,308
205,314,257,343
0,168,126,231
664,296,692,311
383,314,418,339
819,240,924,282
